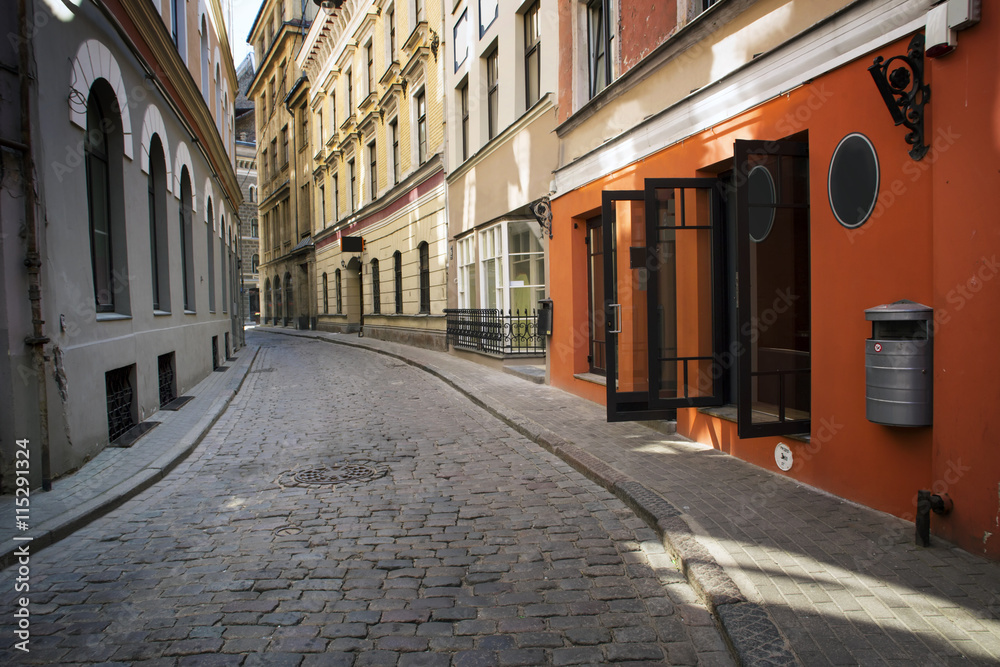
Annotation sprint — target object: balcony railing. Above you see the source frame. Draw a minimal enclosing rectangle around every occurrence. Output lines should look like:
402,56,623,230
444,308,545,356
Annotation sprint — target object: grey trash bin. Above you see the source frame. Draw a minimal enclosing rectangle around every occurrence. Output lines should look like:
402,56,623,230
865,300,933,427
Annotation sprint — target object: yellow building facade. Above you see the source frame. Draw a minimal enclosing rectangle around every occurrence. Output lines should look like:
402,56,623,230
248,0,318,329
298,0,448,349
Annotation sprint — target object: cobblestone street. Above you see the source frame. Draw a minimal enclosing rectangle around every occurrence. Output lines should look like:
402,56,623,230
1,332,734,666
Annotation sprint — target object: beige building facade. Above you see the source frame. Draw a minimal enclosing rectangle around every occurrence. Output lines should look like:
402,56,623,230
443,0,558,365
298,0,448,349
248,0,318,329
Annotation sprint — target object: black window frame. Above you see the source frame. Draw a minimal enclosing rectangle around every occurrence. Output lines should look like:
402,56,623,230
391,119,400,184
587,0,613,99
524,0,540,109
371,257,381,314
86,90,115,313
335,268,343,314
369,139,378,201
418,241,430,313
322,272,329,314
393,250,403,314
459,82,469,161
486,48,499,140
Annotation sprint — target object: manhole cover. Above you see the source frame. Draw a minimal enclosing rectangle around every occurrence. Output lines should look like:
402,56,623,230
279,461,388,488
274,525,302,536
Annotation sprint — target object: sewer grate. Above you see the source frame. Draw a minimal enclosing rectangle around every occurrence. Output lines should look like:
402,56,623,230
279,461,388,488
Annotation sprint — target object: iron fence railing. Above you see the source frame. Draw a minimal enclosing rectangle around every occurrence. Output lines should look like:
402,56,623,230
444,308,545,356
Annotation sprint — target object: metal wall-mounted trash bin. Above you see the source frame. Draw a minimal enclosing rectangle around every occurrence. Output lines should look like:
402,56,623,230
865,300,933,427
537,299,553,336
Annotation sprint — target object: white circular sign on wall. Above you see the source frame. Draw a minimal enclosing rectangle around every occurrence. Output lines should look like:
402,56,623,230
774,443,793,472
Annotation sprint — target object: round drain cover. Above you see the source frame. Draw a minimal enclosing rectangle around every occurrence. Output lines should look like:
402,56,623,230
289,462,386,486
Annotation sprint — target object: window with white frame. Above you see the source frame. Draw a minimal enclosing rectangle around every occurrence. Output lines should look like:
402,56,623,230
416,91,427,164
479,225,503,310
385,4,397,68
457,235,476,309
477,220,544,313
508,220,545,313
390,119,400,184
365,40,375,99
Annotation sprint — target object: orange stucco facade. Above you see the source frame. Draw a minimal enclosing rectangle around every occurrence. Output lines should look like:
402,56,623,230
550,14,1000,559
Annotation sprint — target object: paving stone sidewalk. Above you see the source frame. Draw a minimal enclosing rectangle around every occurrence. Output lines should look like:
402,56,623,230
263,327,1000,667
0,346,258,570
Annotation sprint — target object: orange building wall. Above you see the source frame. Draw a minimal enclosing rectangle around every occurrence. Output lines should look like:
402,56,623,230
926,9,1000,557
550,20,1000,559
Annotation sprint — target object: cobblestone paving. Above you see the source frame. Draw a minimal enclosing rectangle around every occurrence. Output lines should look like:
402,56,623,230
1,332,734,666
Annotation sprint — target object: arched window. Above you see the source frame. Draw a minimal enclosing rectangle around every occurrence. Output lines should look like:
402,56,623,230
393,250,403,314
251,253,259,273
264,277,271,321
322,272,329,314
179,167,195,311
148,135,170,311
220,214,227,313
249,186,256,203
86,80,129,314
371,258,381,314
284,272,293,325
207,198,216,312
215,63,222,128
335,268,342,314
274,274,283,321
200,16,209,100
418,241,430,313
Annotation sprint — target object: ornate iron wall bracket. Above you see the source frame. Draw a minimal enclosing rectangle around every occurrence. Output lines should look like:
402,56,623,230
869,34,930,160
530,196,553,239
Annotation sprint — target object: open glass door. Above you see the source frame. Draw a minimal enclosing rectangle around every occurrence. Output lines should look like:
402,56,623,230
735,140,811,438
603,181,725,422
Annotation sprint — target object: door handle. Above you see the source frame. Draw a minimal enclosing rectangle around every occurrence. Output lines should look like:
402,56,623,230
608,304,621,334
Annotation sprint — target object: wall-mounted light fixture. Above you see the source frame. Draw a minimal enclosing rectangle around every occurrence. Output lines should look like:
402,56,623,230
868,34,930,161
530,196,553,239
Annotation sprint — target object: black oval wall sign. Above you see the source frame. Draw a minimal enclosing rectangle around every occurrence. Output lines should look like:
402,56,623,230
829,133,879,229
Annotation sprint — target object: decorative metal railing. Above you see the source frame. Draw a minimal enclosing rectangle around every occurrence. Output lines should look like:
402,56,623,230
444,308,545,356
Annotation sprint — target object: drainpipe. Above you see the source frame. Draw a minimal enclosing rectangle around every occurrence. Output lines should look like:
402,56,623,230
18,0,52,490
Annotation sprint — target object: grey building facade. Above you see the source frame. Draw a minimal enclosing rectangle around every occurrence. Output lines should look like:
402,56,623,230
0,0,241,490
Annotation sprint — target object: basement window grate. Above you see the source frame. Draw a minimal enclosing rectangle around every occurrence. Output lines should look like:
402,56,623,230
158,352,176,408
106,365,136,442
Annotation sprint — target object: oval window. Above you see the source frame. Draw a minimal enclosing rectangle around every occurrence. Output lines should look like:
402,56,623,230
748,165,776,243
829,133,879,229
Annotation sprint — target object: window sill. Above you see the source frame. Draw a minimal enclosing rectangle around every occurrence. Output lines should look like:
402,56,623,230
184,310,196,315
574,372,606,387
153,310,171,317
96,313,131,322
